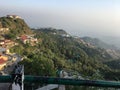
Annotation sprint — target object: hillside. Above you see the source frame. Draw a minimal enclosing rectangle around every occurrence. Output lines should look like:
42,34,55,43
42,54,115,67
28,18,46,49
8,27,120,80
81,37,117,49
0,15,32,36
81,37,120,59
105,59,120,70
0,15,120,81
17,28,119,80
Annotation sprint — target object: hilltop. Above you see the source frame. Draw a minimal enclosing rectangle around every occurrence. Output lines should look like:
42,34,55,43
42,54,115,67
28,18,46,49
0,15,32,37
36,28,68,35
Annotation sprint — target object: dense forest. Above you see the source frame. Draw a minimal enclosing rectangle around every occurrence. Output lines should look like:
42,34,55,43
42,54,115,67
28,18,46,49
8,27,120,81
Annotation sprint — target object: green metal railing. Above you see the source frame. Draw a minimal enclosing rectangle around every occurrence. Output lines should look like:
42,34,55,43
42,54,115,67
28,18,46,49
0,75,120,88
0,75,12,82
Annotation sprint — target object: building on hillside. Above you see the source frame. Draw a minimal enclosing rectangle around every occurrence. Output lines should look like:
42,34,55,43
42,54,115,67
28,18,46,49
20,35,28,44
5,49,10,54
0,48,6,54
18,35,38,45
0,28,9,34
0,48,10,55
61,34,70,37
0,54,8,70
0,20,9,33
0,28,9,32
7,15,21,19
4,40,13,48
5,40,18,48
0,58,7,70
30,38,38,46
0,54,8,61
0,40,4,46
0,39,18,48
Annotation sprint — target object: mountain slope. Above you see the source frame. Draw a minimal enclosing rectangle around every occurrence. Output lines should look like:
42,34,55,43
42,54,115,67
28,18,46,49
0,15,119,80
105,59,120,70
81,37,120,59
81,37,117,49
21,29,114,78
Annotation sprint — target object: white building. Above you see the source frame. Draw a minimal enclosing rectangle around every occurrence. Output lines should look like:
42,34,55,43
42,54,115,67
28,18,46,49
7,15,21,19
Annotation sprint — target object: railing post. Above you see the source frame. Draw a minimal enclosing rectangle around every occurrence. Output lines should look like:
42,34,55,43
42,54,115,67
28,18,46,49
58,70,65,90
12,65,24,90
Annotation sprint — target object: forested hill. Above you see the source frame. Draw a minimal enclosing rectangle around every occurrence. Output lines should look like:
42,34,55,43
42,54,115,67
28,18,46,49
81,37,117,50
81,37,120,59
17,28,120,80
37,28,68,35
0,16,32,35
0,15,120,80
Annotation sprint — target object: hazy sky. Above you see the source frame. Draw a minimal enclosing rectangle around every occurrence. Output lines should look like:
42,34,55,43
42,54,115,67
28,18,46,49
0,0,120,38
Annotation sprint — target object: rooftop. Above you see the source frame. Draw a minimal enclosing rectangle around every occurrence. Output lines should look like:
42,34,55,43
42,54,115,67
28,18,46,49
0,58,6,64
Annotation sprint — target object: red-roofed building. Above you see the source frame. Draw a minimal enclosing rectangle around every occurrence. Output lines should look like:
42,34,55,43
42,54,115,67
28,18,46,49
18,34,38,45
20,35,28,44
0,58,7,70
21,35,27,41
0,58,6,64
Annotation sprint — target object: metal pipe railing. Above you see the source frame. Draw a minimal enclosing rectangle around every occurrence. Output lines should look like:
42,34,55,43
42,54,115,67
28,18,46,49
0,75,120,88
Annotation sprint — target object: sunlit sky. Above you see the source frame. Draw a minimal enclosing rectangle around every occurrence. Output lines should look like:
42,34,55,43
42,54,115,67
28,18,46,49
1,0,120,38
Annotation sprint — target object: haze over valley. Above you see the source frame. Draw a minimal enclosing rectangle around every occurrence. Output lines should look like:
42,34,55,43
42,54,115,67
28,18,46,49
1,0,120,48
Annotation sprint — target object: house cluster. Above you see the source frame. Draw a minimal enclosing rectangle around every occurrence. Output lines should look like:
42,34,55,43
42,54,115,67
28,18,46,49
0,22,9,32
0,54,8,70
17,35,38,46
52,32,70,38
7,15,21,19
0,39,18,48
79,39,95,48
79,39,87,45
61,34,70,37
0,28,9,32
